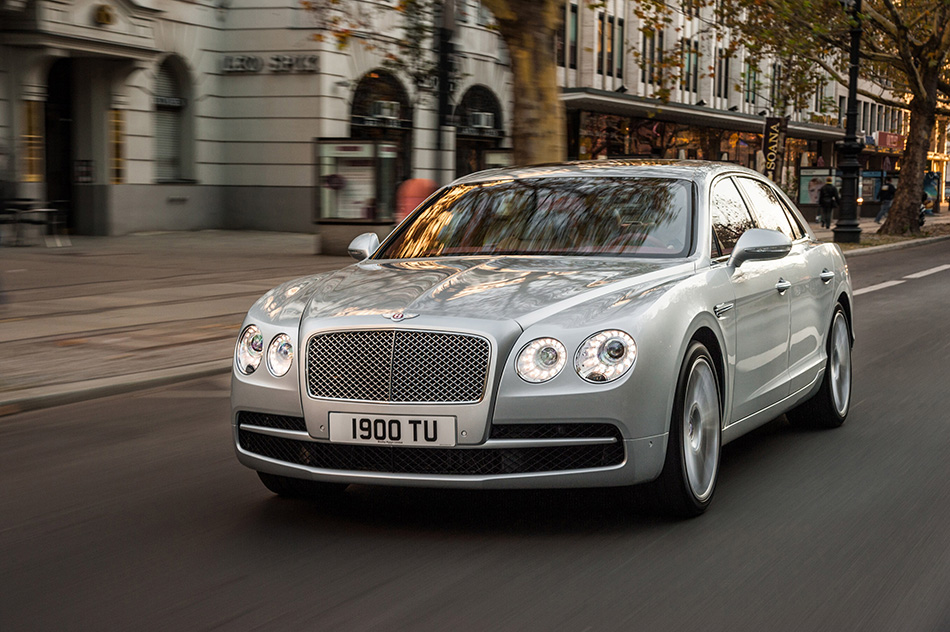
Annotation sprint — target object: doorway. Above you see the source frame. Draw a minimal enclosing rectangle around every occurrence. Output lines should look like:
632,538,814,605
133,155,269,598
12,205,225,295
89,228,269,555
45,59,74,230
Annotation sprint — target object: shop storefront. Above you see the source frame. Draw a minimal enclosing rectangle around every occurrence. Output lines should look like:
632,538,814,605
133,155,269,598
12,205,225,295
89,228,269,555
562,88,843,219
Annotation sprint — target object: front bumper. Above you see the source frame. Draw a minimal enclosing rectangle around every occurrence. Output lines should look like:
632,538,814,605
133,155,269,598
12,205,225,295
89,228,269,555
233,411,667,489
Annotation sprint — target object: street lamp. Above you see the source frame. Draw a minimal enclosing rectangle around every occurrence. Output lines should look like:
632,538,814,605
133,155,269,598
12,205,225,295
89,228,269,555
834,0,863,243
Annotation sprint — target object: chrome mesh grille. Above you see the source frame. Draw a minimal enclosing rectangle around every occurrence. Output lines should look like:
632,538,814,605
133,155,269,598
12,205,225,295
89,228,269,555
307,330,491,403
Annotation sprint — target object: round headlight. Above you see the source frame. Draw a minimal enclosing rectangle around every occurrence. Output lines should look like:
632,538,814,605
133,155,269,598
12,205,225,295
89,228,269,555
575,330,637,383
516,337,567,383
236,325,264,375
266,333,295,377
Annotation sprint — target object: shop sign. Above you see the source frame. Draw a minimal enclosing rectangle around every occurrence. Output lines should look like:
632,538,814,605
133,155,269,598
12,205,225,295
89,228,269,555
457,126,502,138
351,115,411,130
874,131,905,150
761,117,787,180
154,96,185,108
221,54,319,74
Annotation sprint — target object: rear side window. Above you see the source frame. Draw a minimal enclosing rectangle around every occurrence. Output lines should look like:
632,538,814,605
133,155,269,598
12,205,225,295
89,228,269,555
736,177,796,240
710,177,755,256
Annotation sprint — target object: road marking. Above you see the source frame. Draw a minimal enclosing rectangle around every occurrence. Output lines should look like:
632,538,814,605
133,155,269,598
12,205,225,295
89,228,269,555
854,280,906,296
903,264,950,279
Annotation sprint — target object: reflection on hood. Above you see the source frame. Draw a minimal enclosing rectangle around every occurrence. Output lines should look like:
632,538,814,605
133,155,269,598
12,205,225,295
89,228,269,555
302,257,687,324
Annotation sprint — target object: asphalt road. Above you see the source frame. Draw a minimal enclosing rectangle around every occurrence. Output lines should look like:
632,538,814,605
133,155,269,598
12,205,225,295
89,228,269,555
3,242,950,632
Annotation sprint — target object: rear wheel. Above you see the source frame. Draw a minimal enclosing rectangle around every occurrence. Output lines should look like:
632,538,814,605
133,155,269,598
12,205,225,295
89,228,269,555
653,341,721,518
257,472,347,499
787,304,851,429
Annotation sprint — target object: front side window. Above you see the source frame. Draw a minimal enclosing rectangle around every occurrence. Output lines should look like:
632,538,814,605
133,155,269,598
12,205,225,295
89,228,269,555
376,177,693,259
711,177,754,256
735,177,795,239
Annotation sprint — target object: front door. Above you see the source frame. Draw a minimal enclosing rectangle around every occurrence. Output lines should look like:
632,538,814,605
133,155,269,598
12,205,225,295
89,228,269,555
45,59,74,230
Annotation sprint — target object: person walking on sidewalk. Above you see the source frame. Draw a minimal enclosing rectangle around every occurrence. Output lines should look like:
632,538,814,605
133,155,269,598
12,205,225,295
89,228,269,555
875,176,896,223
818,177,840,229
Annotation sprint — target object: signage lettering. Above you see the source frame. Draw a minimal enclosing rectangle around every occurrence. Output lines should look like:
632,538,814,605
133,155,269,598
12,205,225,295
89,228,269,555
221,54,318,74
762,116,787,180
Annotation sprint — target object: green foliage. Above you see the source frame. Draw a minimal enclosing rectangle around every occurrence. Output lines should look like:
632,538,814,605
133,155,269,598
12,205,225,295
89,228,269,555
303,0,439,93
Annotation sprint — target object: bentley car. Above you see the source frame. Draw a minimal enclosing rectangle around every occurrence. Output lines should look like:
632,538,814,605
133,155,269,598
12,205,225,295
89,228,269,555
231,160,854,516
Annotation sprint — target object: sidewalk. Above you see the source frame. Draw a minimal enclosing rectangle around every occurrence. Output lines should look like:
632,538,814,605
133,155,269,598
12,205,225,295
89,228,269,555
0,231,350,416
809,212,950,247
1,219,949,417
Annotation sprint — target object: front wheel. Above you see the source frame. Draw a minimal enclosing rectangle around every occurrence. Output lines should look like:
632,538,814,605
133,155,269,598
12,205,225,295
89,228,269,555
653,341,722,518
787,304,852,429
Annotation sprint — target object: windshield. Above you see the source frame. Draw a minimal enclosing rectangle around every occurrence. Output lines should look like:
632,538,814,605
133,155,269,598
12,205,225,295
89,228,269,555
375,177,693,259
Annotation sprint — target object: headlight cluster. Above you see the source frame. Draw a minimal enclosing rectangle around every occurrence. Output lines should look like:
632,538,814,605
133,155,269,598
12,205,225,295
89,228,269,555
515,330,637,384
236,325,295,377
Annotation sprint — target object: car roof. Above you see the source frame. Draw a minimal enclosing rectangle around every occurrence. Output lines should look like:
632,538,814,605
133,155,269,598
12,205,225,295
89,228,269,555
450,159,763,186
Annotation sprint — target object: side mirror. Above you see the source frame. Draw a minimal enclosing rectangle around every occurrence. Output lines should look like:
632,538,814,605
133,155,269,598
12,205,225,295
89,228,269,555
728,228,792,268
347,232,380,261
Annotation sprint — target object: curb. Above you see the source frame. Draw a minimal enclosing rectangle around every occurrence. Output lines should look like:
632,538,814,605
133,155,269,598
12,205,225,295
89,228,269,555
841,233,950,258
0,360,232,417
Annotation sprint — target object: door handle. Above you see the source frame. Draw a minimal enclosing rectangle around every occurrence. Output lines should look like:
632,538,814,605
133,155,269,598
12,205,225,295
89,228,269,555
775,278,792,294
819,269,835,284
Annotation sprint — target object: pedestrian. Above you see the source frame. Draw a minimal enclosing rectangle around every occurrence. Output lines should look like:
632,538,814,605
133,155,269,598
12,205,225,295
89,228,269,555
395,178,437,223
875,176,896,223
818,177,840,229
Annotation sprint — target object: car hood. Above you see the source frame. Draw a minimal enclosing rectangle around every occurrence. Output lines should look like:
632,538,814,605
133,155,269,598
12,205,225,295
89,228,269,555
301,257,692,327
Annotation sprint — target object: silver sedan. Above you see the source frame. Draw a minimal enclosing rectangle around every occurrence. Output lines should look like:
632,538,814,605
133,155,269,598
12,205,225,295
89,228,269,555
231,160,854,517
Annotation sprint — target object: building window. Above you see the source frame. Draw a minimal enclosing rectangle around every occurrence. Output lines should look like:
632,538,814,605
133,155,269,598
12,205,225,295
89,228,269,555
556,7,565,66
716,48,730,99
770,62,782,110
111,109,125,184
861,100,869,133
598,14,616,75
606,15,615,76
839,96,847,127
743,61,758,104
681,38,699,93
815,81,826,113
23,101,44,183
642,30,664,85
616,18,624,78
154,60,185,181
682,0,699,18
598,13,604,74
569,5,578,69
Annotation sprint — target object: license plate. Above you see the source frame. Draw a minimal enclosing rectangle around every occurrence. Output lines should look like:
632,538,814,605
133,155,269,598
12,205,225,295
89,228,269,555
328,413,457,447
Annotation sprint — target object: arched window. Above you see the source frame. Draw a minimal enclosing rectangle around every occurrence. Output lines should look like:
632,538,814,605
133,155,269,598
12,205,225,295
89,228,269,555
454,85,505,177
154,58,188,181
350,69,413,183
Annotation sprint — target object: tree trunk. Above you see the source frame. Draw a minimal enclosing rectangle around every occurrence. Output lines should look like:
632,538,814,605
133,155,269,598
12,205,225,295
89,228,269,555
481,0,565,165
879,78,938,235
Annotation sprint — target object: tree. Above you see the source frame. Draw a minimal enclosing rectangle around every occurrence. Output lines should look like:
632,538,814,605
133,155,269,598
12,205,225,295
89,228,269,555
306,0,565,166
721,0,950,235
478,0,566,164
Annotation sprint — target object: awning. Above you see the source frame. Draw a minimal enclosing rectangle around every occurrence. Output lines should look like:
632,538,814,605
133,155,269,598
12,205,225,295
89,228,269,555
561,88,846,142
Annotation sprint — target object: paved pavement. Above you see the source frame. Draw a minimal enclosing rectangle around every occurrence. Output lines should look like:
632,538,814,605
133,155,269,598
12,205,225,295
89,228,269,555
1,216,949,416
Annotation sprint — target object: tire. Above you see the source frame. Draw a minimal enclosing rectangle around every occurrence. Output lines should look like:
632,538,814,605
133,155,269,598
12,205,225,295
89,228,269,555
786,304,852,429
653,341,722,518
257,471,347,499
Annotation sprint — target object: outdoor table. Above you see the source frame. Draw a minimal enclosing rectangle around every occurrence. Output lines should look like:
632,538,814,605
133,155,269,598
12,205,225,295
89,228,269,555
2,199,70,247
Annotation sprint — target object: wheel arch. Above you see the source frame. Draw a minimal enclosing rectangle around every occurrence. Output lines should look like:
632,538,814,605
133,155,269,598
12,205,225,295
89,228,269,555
836,290,855,344
689,325,727,414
